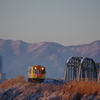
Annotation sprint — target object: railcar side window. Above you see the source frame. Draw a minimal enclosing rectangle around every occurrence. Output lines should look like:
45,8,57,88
28,69,31,73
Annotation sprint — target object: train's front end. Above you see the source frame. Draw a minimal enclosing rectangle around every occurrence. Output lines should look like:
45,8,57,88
28,65,46,82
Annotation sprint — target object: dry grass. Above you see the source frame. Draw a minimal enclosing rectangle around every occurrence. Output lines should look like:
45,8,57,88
0,75,26,89
1,77,100,100
62,80,100,99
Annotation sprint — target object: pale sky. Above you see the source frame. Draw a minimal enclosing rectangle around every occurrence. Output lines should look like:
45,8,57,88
0,0,100,46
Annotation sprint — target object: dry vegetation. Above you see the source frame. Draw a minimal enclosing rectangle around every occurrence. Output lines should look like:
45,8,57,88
0,75,26,89
0,76,100,100
62,80,100,100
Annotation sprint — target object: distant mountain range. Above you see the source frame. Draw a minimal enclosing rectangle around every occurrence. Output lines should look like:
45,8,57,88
0,39,100,80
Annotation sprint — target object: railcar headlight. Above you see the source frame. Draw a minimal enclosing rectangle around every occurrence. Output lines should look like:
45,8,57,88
42,68,44,70
35,67,36,69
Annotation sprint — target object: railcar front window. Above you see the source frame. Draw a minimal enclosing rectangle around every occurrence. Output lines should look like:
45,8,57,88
38,70,40,73
33,69,36,73
42,69,45,74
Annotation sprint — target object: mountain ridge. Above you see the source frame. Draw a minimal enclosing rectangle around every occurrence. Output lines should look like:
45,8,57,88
0,39,100,79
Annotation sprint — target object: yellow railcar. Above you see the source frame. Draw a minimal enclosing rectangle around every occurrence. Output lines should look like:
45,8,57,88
27,65,46,82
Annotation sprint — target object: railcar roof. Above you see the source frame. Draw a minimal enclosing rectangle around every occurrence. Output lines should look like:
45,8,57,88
30,65,45,68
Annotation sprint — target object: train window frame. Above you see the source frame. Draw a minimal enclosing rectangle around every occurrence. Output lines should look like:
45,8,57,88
42,69,45,74
38,70,40,73
33,69,37,73
28,67,31,73
28,69,31,73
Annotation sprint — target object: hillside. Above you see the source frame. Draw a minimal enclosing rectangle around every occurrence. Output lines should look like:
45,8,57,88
0,39,100,79
0,76,100,100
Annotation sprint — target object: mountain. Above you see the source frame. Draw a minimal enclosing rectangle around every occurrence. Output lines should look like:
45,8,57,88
0,39,100,79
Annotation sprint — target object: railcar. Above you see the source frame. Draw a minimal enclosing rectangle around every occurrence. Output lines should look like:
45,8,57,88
27,65,46,82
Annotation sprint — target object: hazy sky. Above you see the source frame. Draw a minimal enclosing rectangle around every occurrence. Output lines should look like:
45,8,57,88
0,0,100,46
